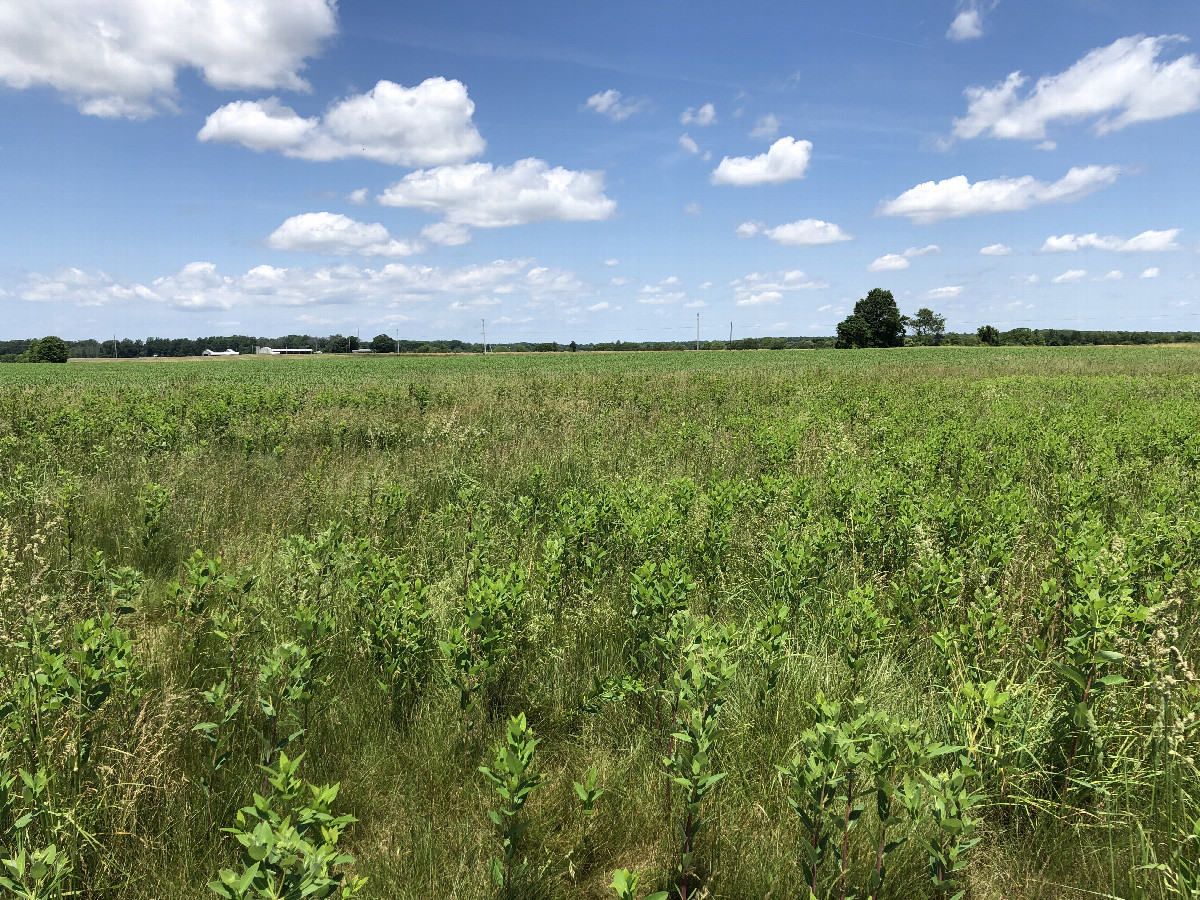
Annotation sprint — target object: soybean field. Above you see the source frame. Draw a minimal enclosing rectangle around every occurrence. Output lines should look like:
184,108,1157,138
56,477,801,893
3,347,1200,899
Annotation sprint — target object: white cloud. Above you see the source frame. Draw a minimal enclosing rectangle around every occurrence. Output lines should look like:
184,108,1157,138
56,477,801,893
680,103,716,125
587,301,613,312
736,221,763,238
637,287,686,305
731,270,828,306
199,78,485,166
904,244,941,257
347,188,369,206
710,136,813,186
868,254,910,272
1040,229,1181,252
1142,267,1161,278
926,285,964,299
0,0,336,118
449,296,501,310
604,258,620,266
679,133,700,154
947,9,984,41
267,212,421,257
1052,269,1087,284
15,258,589,310
684,202,701,215
750,114,780,138
1097,270,1124,281
610,276,633,285
421,222,472,246
585,89,647,121
699,281,712,290
1036,140,1057,151
980,243,1013,255
377,158,616,228
18,267,158,306
1014,274,1040,284
684,300,707,309
878,165,1120,224
952,35,1200,141
739,291,783,306
762,219,853,246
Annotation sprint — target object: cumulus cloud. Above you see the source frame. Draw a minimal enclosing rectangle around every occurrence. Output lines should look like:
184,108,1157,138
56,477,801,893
750,114,780,138
1142,267,1161,278
980,243,1013,255
346,188,370,206
587,301,613,312
377,158,616,229
680,103,716,125
604,259,620,266
905,245,941,257
710,136,812,185
1097,270,1124,281
739,291,782,306
878,165,1120,224
926,285,964,299
421,222,472,246
731,270,828,306
199,77,485,166
18,267,158,306
0,0,336,118
952,35,1200,142
267,213,422,257
947,8,984,41
1052,269,1087,284
868,254,910,272
14,258,589,310
679,133,700,154
761,219,854,246
1040,229,1181,252
585,89,647,121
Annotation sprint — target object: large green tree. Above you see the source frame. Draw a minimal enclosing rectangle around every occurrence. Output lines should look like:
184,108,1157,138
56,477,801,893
370,333,395,354
836,289,905,348
835,315,872,349
28,335,69,363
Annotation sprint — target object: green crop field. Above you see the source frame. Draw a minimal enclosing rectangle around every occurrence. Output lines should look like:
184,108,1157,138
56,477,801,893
3,347,1200,899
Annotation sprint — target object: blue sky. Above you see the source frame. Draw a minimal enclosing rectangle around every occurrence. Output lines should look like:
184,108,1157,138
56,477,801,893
2,0,1200,342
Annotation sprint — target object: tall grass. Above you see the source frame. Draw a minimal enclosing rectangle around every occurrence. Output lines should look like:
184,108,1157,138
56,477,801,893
1,347,1199,898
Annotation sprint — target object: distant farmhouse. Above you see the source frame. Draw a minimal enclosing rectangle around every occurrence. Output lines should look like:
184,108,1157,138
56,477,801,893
201,348,239,356
255,347,314,355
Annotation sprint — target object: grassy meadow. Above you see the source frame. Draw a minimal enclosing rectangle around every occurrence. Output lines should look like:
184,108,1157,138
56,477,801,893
3,346,1200,899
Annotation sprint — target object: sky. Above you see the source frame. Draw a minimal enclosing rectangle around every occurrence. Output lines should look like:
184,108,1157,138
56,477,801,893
2,0,1200,343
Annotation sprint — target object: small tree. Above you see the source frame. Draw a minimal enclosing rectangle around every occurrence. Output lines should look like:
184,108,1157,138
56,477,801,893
908,309,946,343
835,316,872,349
977,325,1001,346
325,334,351,353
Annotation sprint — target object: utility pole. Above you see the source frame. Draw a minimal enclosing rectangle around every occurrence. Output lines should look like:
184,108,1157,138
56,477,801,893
481,318,487,354
696,313,700,351
728,322,733,349
395,330,399,355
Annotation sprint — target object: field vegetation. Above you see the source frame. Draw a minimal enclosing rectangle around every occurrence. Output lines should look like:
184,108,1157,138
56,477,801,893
1,347,1199,899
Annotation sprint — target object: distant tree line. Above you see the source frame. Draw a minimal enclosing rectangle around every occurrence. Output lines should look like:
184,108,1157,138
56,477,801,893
3,326,1200,363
